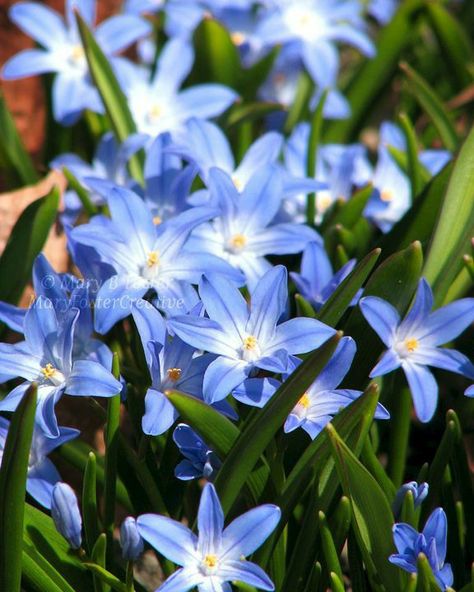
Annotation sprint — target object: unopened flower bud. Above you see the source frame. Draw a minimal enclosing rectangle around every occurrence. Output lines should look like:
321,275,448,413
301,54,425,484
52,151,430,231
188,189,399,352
51,482,82,549
120,516,144,560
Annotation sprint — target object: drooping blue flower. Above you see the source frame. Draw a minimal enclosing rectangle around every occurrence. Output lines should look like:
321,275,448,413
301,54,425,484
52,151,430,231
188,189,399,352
118,38,237,137
131,301,237,435
257,0,375,89
0,418,79,508
120,517,144,561
392,481,429,518
71,183,242,334
137,482,280,592
2,0,151,124
185,167,321,289
169,265,336,403
360,277,474,422
389,508,453,590
173,424,221,481
51,482,83,549
290,241,361,310
0,296,122,437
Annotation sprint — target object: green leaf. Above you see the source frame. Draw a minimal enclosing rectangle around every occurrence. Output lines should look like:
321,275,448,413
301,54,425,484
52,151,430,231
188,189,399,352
379,161,453,256
306,90,327,225
284,71,313,133
75,12,144,185
330,572,346,592
423,123,474,303
83,564,127,592
327,424,404,592
0,384,37,592
22,543,77,592
319,511,344,582
213,333,342,514
225,101,282,128
62,166,98,216
92,534,109,592
327,184,374,230
398,113,424,198
343,241,423,386
83,452,100,555
324,0,425,142
415,553,443,592
295,293,316,318
400,62,459,152
23,503,90,590
0,91,38,186
316,248,381,327
0,186,59,305
426,3,473,89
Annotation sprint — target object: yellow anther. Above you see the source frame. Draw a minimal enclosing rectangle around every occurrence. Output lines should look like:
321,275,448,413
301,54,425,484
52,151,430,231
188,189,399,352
243,335,258,351
230,234,247,250
148,104,163,121
41,363,56,379
231,31,246,46
167,368,182,382
381,189,394,202
298,392,311,409
147,251,159,267
203,554,218,569
71,45,84,62
153,215,162,225
404,338,419,353
232,176,243,191
318,194,332,212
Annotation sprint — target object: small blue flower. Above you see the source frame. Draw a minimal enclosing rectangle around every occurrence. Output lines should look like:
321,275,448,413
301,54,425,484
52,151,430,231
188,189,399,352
392,481,429,518
290,241,361,311
118,38,237,137
465,384,474,397
2,0,151,124
137,482,280,591
131,301,236,435
169,265,336,403
360,277,474,422
0,296,122,437
0,418,79,509
389,508,453,590
71,183,242,334
186,166,321,289
120,517,144,561
173,424,221,481
51,482,83,549
368,0,398,24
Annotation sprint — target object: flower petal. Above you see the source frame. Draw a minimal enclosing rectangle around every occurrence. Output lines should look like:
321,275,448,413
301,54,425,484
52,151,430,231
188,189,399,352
219,560,274,591
402,362,438,423
423,508,447,564
418,298,474,346
2,49,60,79
197,484,224,556
67,360,121,398
221,505,280,559
142,389,178,436
359,296,400,347
270,317,335,355
203,357,249,404
9,2,67,49
95,15,152,54
137,514,198,566
370,348,401,378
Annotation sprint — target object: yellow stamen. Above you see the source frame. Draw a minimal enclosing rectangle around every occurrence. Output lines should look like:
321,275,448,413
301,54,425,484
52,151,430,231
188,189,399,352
243,335,258,351
203,554,218,569
318,194,332,212
232,176,243,191
71,45,84,62
147,251,159,267
298,392,311,409
41,363,56,379
230,234,247,250
167,368,182,382
404,338,419,353
148,104,163,121
153,215,162,225
381,189,394,202
231,31,246,46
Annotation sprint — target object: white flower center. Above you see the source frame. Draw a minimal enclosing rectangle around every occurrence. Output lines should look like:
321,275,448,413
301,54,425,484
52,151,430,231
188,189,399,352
68,44,86,70
40,363,65,386
141,251,161,280
241,335,261,362
284,6,326,41
201,553,219,575
395,337,419,358
226,233,247,254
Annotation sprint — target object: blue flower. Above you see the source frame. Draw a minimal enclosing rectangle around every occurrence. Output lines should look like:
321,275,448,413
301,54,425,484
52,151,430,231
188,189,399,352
118,38,237,137
368,0,398,24
2,0,151,124
131,301,237,435
0,296,121,437
124,0,204,40
257,0,375,89
173,424,221,481
120,517,144,561
169,265,336,403
360,278,474,422
290,241,361,310
137,482,280,591
392,481,429,518
389,508,453,590
51,482,83,549
465,384,474,397
71,183,242,334
185,167,321,289
0,418,79,508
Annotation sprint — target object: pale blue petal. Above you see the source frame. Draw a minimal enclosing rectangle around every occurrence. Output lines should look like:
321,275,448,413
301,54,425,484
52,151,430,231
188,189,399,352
302,40,338,87
219,560,274,591
95,15,152,54
0,342,40,381
176,85,237,121
197,484,224,556
423,508,447,564
24,296,58,360
158,567,203,592
169,316,238,358
237,166,284,234
370,348,401,378
330,24,375,56
27,458,60,509
398,278,433,335
300,241,333,293
359,296,400,347
67,360,121,398
247,223,319,256
221,505,280,559
411,347,474,379
270,318,335,355
402,362,438,423
0,301,26,333
0,381,31,412
235,132,283,186
465,384,474,397
392,522,419,554
142,389,178,435
132,301,167,362
153,39,194,94
137,514,198,566
312,336,356,391
2,49,60,78
247,265,287,344
232,377,279,408
163,252,243,285
388,554,417,573
203,357,249,404
9,2,67,49
418,298,474,346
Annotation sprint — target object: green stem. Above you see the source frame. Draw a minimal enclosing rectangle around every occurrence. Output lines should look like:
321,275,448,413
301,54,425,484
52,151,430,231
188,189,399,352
388,385,412,488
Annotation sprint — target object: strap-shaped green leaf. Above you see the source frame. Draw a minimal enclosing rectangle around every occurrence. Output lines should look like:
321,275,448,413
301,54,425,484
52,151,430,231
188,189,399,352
0,384,37,592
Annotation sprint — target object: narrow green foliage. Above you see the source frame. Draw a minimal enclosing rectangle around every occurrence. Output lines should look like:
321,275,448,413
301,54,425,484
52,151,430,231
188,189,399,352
82,452,100,555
